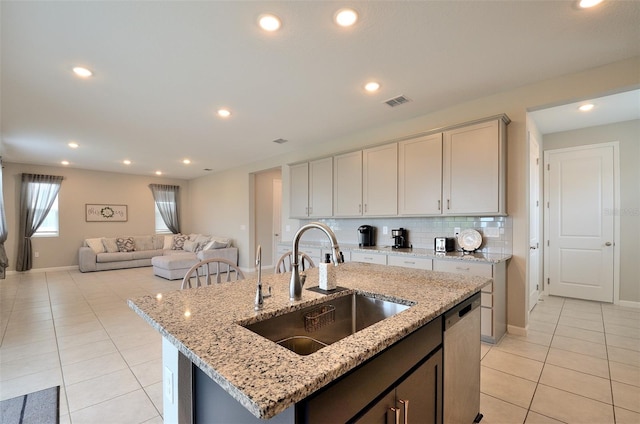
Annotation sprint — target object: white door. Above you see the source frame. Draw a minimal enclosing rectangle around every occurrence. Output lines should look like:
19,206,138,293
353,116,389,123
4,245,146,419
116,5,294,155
545,144,616,302
528,133,541,311
272,179,282,267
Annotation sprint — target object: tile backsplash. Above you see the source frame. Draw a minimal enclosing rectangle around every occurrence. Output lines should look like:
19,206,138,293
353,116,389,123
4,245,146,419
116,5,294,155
295,216,512,255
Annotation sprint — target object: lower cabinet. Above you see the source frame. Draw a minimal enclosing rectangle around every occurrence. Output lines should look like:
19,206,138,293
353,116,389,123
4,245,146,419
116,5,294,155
296,317,443,423
354,350,442,423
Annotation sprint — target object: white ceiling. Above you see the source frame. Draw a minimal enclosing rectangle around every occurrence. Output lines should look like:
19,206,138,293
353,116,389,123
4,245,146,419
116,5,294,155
2,1,639,179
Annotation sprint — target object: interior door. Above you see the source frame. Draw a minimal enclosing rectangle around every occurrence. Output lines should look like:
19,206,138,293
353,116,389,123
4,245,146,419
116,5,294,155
545,144,616,302
272,179,282,267
528,133,541,311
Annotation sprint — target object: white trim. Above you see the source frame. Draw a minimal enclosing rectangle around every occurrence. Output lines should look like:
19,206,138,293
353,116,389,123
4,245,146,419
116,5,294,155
6,265,78,275
543,142,620,303
507,324,527,337
617,300,640,309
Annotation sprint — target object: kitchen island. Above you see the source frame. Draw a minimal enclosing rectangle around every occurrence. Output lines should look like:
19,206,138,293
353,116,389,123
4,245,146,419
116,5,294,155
129,262,490,422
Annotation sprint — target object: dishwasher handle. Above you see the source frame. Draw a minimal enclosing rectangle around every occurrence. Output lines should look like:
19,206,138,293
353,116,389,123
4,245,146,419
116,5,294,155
444,292,480,330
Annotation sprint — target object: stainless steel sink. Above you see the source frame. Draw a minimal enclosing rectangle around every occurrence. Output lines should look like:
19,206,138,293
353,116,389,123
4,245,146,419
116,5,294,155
241,292,412,355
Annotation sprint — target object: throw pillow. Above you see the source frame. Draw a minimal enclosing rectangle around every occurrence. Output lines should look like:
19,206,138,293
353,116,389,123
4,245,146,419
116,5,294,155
183,240,199,253
163,235,175,250
102,238,119,253
194,234,211,245
171,234,189,250
116,237,135,252
86,238,105,254
202,240,228,250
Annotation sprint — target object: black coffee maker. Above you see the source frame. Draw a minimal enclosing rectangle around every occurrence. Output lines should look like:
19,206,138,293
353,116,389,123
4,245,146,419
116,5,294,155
392,228,409,249
358,225,375,247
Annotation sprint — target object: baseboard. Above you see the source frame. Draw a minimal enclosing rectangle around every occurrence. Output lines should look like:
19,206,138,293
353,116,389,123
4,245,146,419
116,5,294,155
507,324,527,337
6,265,78,275
617,300,640,309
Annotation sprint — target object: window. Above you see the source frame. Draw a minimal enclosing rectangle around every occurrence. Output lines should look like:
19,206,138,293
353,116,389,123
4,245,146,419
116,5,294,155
155,203,171,234
34,194,59,237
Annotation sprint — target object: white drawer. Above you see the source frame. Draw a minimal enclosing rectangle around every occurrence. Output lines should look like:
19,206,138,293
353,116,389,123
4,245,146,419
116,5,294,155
481,306,493,338
387,255,432,270
433,260,493,278
351,251,387,265
481,292,493,308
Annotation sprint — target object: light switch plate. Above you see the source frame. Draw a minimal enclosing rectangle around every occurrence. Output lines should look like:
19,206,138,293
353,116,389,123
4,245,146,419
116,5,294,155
164,366,174,404
484,227,500,238
382,226,388,235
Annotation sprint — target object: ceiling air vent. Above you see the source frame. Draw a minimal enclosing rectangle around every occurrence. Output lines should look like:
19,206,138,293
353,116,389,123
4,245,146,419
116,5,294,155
272,138,288,144
384,95,412,108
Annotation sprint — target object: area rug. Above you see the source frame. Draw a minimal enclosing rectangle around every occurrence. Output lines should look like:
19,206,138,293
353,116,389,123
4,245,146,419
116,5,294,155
0,386,59,424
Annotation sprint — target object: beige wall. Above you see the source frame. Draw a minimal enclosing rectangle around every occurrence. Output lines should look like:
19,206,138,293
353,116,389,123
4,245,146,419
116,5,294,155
3,163,189,271
189,56,640,333
543,119,640,303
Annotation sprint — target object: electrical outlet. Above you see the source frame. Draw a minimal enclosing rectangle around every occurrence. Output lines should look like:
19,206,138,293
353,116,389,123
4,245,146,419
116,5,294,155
484,227,500,238
34,251,40,258
164,367,174,404
382,226,388,235
454,227,460,237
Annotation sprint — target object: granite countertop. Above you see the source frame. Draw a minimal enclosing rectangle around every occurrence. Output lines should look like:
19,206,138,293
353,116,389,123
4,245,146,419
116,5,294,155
128,262,491,419
287,241,512,263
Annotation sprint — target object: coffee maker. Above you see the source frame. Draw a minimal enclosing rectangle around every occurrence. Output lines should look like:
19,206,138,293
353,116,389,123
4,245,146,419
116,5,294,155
358,225,375,247
392,228,409,249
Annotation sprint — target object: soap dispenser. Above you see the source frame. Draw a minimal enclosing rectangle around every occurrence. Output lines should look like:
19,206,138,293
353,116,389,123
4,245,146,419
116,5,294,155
319,253,337,291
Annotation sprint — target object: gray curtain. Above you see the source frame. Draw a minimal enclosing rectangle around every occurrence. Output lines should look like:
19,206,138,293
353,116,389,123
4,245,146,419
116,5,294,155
0,159,7,278
149,184,181,234
16,173,63,272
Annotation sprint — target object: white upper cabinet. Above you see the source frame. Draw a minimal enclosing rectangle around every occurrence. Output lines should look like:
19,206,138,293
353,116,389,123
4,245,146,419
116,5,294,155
398,133,443,215
363,143,398,216
333,151,363,217
289,157,333,218
443,119,506,215
308,157,333,217
289,162,309,218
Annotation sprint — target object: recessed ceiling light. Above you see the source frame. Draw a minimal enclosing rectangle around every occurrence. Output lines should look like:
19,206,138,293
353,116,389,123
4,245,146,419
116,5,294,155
578,0,603,8
364,81,381,92
258,14,281,31
68,142,79,149
155,171,162,176
72,66,93,78
335,8,358,27
182,159,191,165
61,160,70,166
217,109,232,118
123,159,132,165
578,103,595,111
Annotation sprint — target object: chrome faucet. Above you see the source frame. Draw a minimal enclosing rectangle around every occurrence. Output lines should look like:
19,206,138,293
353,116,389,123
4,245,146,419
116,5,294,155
290,222,343,301
254,245,271,310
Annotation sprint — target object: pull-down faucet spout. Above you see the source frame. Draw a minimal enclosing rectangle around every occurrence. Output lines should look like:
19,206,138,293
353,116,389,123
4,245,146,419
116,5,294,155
290,222,342,301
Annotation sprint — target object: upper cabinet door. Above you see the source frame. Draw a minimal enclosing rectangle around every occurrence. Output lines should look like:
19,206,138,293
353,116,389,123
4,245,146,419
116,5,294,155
443,119,505,215
289,162,309,218
308,157,333,217
333,151,363,217
398,133,443,215
363,143,398,216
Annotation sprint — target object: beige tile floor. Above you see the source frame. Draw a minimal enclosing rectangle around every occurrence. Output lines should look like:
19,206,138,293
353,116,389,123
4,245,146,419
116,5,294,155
1,268,639,423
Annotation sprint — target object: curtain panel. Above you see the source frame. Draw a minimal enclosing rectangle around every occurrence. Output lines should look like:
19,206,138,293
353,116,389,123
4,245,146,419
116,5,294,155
149,184,181,234
16,173,63,272
0,159,7,278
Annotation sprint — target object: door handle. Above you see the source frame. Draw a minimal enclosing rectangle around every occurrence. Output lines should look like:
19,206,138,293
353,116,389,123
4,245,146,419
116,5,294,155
398,399,408,424
387,407,400,424
605,242,612,246
530,246,537,250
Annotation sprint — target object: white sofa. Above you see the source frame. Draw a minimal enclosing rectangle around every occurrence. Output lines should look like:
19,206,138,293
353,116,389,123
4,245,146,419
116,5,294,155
78,234,238,277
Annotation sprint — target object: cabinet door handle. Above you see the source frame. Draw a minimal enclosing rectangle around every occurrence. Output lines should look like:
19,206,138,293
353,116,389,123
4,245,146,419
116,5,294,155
437,199,441,211
387,407,400,424
359,204,362,213
364,204,368,213
447,199,450,210
398,399,409,424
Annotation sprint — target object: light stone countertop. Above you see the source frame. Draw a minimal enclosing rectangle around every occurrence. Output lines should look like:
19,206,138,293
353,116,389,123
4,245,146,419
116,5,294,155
128,262,491,419
285,242,512,264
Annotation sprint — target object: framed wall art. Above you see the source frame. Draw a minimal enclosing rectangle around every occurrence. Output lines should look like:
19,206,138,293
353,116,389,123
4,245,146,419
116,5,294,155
85,204,128,222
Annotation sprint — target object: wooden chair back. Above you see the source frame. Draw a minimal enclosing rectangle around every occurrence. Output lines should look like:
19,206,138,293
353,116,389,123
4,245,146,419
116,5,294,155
275,250,315,274
181,258,245,289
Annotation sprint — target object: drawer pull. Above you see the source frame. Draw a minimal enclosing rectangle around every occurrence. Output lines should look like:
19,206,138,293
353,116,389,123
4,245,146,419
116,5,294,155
455,266,470,271
404,261,415,265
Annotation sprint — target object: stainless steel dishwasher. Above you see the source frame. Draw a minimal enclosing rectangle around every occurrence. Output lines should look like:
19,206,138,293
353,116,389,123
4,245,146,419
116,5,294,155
443,292,482,424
